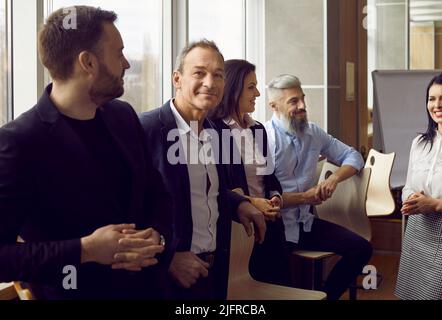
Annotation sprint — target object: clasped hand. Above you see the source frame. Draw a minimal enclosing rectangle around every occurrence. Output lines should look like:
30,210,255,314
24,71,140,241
250,196,281,221
81,224,165,272
401,191,439,216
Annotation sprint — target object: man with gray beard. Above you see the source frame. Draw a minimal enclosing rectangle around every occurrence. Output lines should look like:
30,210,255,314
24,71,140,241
264,74,372,300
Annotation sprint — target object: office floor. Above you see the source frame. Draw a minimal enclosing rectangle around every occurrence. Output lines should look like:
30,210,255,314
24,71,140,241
340,252,400,300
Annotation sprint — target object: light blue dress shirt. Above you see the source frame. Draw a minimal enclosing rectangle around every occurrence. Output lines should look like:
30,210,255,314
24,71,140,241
265,115,364,244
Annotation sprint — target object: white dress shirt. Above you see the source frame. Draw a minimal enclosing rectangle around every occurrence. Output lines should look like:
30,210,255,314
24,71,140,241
402,132,442,202
170,100,219,254
223,115,281,200
224,115,265,198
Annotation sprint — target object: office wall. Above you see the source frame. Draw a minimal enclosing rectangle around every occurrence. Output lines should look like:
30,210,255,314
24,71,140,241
265,0,325,128
410,23,434,70
375,0,407,70
265,0,368,153
12,0,44,119
436,25,442,69
411,22,442,70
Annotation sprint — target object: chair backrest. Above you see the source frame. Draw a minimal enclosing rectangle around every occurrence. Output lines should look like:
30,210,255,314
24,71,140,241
364,149,396,217
13,282,35,300
228,221,254,283
228,221,328,300
0,282,18,300
13,237,35,300
314,158,326,185
315,162,372,241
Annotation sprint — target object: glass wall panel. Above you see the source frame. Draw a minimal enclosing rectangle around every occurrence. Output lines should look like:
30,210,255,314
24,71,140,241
189,0,245,60
0,0,8,125
51,0,163,112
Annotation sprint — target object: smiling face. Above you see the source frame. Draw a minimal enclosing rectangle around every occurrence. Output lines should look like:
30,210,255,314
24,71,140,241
270,86,309,134
427,83,442,133
273,87,307,119
173,47,225,114
238,71,260,114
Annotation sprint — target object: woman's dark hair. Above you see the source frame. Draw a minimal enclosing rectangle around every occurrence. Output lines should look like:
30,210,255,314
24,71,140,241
209,59,256,121
418,73,442,150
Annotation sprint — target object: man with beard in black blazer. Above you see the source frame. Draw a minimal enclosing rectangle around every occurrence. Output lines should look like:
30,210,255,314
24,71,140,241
139,39,266,300
0,6,170,299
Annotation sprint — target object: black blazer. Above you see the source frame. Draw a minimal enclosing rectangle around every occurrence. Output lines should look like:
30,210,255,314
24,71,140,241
211,119,282,197
211,118,291,287
139,101,246,299
0,85,171,299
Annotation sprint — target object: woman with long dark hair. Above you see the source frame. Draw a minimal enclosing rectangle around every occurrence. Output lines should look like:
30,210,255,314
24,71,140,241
209,59,291,286
396,74,442,299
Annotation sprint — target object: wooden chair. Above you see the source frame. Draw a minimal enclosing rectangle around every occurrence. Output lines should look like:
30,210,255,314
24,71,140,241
227,221,327,300
0,282,18,300
13,282,35,300
11,237,36,300
292,162,371,299
292,159,344,289
315,162,372,241
314,158,326,185
364,149,395,217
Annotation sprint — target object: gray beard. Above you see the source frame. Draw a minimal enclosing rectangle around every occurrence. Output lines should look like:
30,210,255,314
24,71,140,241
282,115,308,136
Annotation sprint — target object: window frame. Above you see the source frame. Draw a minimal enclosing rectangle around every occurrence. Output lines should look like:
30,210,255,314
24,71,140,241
8,0,261,119
46,0,170,111
0,0,13,123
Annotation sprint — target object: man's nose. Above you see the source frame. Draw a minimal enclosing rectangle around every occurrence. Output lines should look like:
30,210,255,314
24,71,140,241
123,56,131,70
203,75,215,88
298,101,306,110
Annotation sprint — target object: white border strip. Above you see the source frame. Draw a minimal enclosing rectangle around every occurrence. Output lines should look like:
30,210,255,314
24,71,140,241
323,0,328,132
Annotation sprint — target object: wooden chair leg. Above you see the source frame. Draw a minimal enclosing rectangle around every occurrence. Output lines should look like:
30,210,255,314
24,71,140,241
13,282,35,300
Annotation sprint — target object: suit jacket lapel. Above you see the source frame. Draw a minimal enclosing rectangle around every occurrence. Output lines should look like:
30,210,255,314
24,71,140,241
159,102,193,249
99,105,138,173
205,119,232,250
36,85,95,173
99,105,143,222
159,102,191,196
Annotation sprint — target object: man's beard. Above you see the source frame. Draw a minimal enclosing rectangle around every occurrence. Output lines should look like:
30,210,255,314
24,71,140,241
89,62,125,106
282,112,308,135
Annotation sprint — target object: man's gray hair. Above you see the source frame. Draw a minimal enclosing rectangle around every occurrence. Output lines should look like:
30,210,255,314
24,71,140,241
175,39,224,73
267,74,302,101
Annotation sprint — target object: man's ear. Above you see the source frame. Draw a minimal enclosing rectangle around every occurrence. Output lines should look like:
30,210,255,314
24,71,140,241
269,101,278,112
78,51,98,76
172,71,181,90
